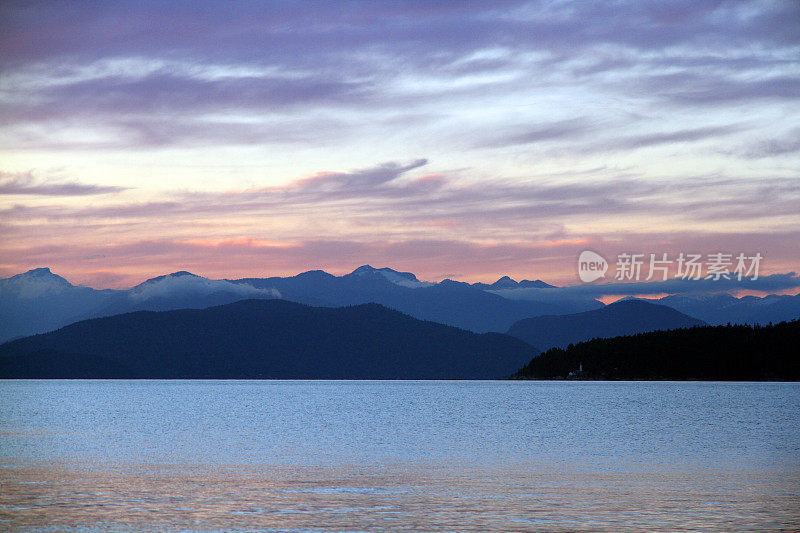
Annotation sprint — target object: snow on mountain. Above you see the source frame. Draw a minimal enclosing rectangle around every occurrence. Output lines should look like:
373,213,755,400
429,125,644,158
0,267,73,298
128,271,280,301
518,279,556,288
376,269,434,288
347,265,434,288
472,277,556,291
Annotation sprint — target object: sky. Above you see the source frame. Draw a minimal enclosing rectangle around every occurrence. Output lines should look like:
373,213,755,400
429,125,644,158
1,0,799,289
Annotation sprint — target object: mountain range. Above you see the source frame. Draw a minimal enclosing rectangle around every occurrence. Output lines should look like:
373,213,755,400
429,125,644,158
507,299,706,350
2,266,799,347
0,268,277,343
630,293,800,326
0,299,539,379
2,265,799,381
0,266,599,342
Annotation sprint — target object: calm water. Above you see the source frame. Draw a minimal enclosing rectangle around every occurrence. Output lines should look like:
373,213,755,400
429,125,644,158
1,380,798,532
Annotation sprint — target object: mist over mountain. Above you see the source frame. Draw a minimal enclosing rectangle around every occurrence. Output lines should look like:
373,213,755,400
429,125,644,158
3,266,799,345
0,299,539,379
0,266,595,342
507,299,706,350
96,271,279,316
233,265,599,334
0,268,275,342
632,293,800,326
0,268,120,342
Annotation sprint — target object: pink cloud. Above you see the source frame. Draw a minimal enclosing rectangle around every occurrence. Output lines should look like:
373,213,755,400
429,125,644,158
2,231,798,290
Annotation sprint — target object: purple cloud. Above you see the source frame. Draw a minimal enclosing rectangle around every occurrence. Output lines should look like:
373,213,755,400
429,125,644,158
0,171,127,196
480,118,592,148
1,1,797,152
293,159,429,192
742,128,800,158
609,125,744,150
2,162,797,229
1,1,798,289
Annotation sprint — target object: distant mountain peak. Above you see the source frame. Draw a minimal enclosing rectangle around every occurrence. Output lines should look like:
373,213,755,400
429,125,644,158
15,267,70,283
13,267,69,283
350,264,377,275
473,276,556,291
297,269,332,276
170,270,197,277
507,298,705,350
439,278,471,288
519,279,556,289
136,271,200,287
491,276,518,288
128,271,278,302
26,267,53,275
347,265,424,286
2,267,72,297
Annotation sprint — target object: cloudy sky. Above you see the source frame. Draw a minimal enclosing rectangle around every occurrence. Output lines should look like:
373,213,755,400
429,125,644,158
1,0,799,288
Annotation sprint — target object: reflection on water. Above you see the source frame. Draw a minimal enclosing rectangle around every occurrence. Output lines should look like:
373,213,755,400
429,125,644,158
1,380,799,531
2,460,799,532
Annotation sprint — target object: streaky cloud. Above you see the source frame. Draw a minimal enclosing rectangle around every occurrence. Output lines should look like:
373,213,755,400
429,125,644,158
0,171,127,196
609,125,744,150
3,164,798,230
293,159,429,192
480,118,591,148
742,128,800,159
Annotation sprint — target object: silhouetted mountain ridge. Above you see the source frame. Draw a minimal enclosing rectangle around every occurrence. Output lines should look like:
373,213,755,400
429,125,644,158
507,299,706,350
515,319,800,380
5,266,797,344
0,266,599,342
0,299,540,379
233,267,595,333
472,276,555,290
